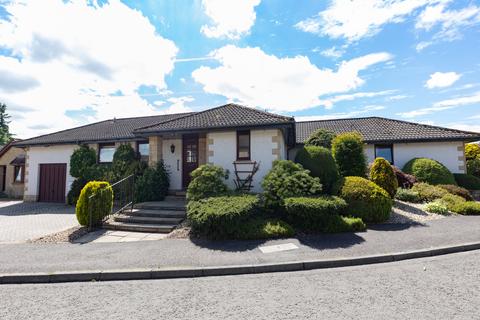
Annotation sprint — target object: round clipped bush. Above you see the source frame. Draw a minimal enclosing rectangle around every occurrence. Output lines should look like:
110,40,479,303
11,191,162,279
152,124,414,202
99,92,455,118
402,158,455,185
135,161,169,203
261,160,322,208
187,195,259,239
70,145,96,178
331,132,367,177
284,196,347,231
392,166,417,189
437,184,473,201
411,183,449,202
340,176,393,223
187,164,228,202
465,144,480,160
369,157,398,198
454,173,480,190
305,129,337,149
75,181,113,227
295,146,341,195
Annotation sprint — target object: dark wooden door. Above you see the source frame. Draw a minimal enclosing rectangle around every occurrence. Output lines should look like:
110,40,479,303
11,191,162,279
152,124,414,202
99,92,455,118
38,163,67,203
182,134,199,189
0,166,5,192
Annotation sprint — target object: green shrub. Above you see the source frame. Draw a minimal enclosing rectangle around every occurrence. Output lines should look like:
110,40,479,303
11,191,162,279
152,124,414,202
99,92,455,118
423,201,450,215
437,184,473,201
450,201,480,215
67,178,87,205
187,164,228,202
411,183,449,202
70,145,97,178
340,176,393,223
284,196,347,231
323,215,367,233
135,161,169,203
454,173,480,190
331,132,367,177
467,158,480,177
295,146,341,194
112,144,139,181
395,188,422,203
438,193,466,210
402,158,455,185
369,157,398,198
235,218,295,240
187,195,259,239
75,181,113,226
261,160,322,208
305,129,337,149
465,144,480,160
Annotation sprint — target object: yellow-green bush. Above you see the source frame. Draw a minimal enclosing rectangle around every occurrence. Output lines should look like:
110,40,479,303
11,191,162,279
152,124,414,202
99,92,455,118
340,176,393,223
75,181,113,226
465,144,480,160
369,157,398,198
411,183,449,202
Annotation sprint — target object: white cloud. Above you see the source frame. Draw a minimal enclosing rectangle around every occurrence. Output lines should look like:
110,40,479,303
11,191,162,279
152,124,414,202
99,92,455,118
162,96,194,114
444,123,480,133
397,91,480,118
425,71,461,89
296,105,386,122
295,0,437,42
0,0,178,138
192,45,392,112
416,2,480,47
415,41,433,51
200,0,261,39
318,90,396,109
319,46,345,59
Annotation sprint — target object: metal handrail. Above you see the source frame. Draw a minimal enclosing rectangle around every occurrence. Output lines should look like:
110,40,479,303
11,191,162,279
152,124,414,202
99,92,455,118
87,174,135,230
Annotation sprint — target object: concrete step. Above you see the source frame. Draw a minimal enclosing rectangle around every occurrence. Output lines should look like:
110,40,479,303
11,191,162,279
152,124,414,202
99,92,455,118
103,221,176,233
125,209,186,218
134,201,186,211
114,214,183,225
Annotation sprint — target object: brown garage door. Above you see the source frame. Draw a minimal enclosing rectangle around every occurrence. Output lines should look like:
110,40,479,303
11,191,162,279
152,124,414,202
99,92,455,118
38,164,67,203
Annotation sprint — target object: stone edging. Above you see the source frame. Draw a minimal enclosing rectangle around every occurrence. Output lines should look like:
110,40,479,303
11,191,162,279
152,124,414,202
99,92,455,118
2,242,480,285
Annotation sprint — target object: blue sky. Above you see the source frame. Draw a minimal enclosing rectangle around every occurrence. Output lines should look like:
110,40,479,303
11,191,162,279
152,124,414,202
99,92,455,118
0,0,480,138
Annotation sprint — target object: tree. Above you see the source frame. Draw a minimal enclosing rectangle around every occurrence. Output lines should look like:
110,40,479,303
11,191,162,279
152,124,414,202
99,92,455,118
0,103,13,145
331,132,367,177
304,129,336,149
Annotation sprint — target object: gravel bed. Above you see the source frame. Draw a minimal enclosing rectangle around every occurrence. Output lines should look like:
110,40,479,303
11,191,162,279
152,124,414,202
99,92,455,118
28,226,89,244
166,220,191,239
387,200,447,224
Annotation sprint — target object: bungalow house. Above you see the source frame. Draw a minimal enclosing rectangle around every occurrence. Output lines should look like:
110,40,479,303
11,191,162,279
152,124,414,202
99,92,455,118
13,103,480,203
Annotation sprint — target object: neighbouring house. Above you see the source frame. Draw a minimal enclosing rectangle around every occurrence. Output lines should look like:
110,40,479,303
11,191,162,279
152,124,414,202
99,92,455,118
13,104,480,203
0,140,26,198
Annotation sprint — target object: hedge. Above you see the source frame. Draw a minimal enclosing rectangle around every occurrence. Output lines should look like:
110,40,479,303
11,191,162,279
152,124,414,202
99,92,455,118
411,183,449,202
284,196,347,231
295,146,341,195
75,181,113,227
437,184,473,201
187,195,259,239
235,218,295,240
261,160,322,208
187,164,228,202
369,158,398,198
331,132,367,177
454,173,480,190
402,158,455,185
340,176,392,223
323,215,367,233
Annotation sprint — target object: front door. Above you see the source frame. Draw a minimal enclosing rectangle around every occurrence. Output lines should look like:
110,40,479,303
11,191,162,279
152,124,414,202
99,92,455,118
182,134,199,189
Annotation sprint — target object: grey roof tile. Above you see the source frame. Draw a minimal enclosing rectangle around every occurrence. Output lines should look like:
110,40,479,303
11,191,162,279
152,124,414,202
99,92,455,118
296,117,480,144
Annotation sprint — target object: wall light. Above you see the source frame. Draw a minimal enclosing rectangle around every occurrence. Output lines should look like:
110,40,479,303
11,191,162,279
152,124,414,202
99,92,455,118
170,144,175,154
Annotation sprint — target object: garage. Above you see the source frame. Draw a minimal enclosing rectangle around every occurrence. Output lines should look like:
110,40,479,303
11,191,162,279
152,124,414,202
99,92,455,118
38,163,67,203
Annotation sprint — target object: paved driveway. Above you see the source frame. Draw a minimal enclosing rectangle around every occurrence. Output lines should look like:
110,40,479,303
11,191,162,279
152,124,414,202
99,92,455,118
0,201,77,243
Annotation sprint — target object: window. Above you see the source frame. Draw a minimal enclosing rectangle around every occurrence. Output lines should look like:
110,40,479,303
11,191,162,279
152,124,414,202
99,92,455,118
237,130,251,160
137,141,150,162
14,165,24,183
98,143,116,163
375,144,394,164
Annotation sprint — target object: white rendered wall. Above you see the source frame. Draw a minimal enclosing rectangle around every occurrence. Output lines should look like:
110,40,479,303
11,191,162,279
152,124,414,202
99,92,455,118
24,144,77,201
162,138,182,190
207,129,286,192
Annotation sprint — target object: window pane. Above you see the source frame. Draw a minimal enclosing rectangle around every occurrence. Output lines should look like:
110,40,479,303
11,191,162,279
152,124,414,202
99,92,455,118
237,131,250,159
14,166,23,182
138,143,149,157
376,146,393,163
99,146,115,163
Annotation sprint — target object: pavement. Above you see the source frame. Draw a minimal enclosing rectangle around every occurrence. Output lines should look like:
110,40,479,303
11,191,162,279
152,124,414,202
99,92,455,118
1,214,480,279
1,250,479,319
75,229,167,243
0,201,77,243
